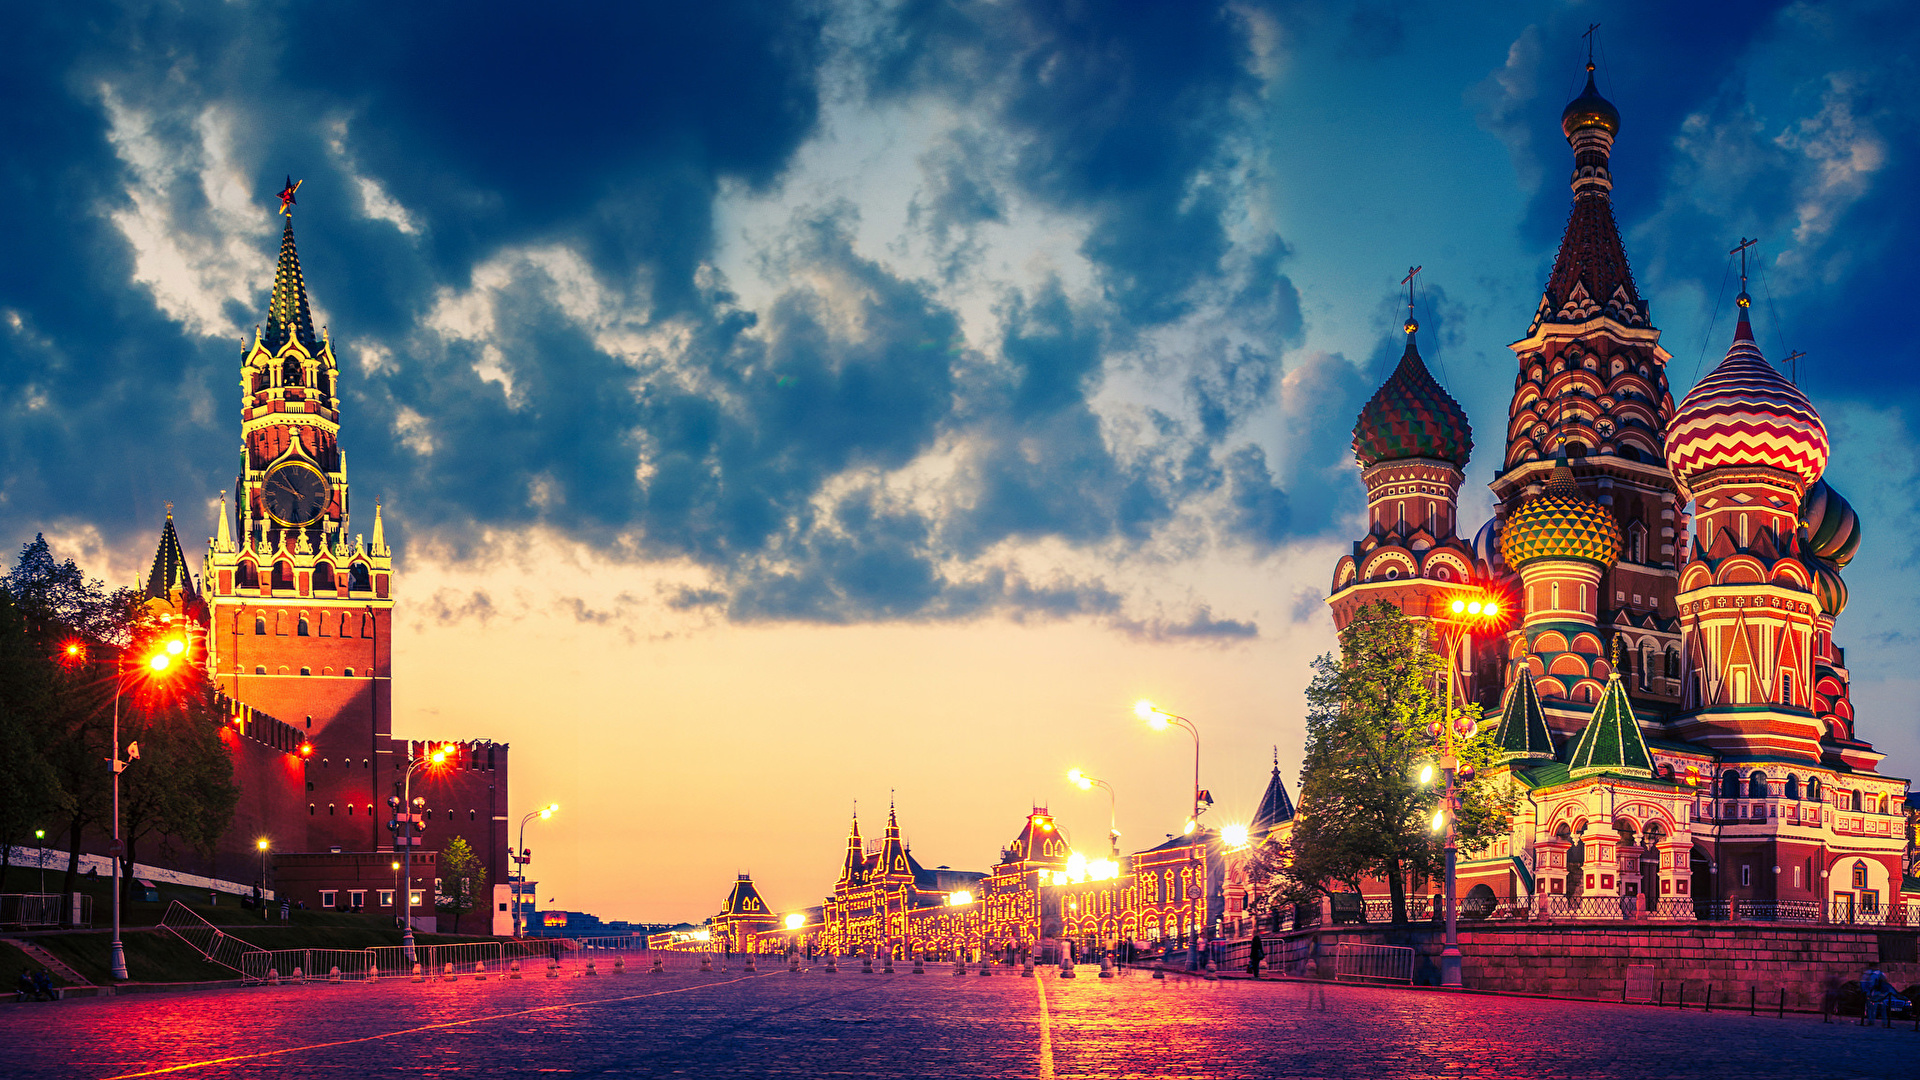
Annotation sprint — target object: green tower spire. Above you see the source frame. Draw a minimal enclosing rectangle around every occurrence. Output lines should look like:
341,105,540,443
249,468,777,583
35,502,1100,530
1494,669,1555,762
1566,672,1654,779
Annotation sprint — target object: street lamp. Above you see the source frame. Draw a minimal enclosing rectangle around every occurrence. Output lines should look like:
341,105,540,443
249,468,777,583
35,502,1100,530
1135,700,1212,970
1066,769,1120,858
1427,588,1504,988
34,829,46,895
513,803,559,939
1135,701,1207,826
256,839,270,919
396,744,452,960
107,641,181,980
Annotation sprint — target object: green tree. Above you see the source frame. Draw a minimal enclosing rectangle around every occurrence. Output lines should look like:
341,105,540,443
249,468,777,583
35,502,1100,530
118,677,240,902
436,836,488,935
0,591,72,891
1281,601,1513,924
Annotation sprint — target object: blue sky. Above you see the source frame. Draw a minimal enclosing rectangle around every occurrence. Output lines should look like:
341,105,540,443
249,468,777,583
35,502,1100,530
2,1,1916,919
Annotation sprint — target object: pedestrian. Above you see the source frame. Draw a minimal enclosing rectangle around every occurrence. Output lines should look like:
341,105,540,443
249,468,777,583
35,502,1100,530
1862,968,1895,1022
32,970,54,1001
16,970,34,1002
1249,933,1266,978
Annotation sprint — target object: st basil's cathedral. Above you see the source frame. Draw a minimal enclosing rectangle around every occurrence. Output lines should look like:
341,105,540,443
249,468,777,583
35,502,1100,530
1328,63,1908,919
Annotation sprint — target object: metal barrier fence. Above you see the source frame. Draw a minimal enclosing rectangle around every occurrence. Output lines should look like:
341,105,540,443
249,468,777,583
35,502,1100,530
1332,942,1415,984
0,893,77,928
160,901,265,973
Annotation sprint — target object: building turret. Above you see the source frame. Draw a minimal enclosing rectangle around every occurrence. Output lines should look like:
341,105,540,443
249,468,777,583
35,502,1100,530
1329,301,1480,668
1493,662,1556,762
835,811,864,892
874,800,914,884
1499,465,1623,710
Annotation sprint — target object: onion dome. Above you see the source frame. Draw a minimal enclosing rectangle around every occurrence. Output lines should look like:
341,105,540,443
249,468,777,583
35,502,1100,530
1666,304,1829,493
1472,516,1508,577
1800,479,1861,569
1810,560,1848,618
1561,66,1620,139
1352,327,1473,468
1499,466,1623,570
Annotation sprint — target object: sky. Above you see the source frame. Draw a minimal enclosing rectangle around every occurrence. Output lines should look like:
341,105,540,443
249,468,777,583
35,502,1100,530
2,0,1917,924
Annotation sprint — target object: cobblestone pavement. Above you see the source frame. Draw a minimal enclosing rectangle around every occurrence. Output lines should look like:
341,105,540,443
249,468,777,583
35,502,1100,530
2,964,1913,1079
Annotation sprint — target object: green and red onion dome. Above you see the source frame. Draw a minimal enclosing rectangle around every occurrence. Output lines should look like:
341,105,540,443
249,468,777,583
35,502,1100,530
1352,329,1474,468
1499,466,1622,569
1810,560,1849,618
1800,479,1861,569
1665,307,1829,494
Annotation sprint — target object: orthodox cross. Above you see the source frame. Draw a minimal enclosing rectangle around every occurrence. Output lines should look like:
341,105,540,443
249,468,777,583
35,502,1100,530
1783,349,1806,385
1401,264,1422,333
1583,23,1600,66
277,176,302,217
1731,237,1758,293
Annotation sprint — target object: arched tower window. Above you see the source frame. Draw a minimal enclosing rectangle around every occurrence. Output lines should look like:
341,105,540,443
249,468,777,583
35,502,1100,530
297,614,310,637
313,563,334,592
1748,773,1768,799
1785,775,1801,800
283,356,302,387
255,615,267,635
1807,777,1822,801
1720,770,1740,799
273,561,294,590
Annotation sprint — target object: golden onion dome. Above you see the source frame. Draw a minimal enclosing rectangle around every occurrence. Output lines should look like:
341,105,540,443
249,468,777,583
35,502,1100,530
1561,67,1620,140
1499,466,1623,570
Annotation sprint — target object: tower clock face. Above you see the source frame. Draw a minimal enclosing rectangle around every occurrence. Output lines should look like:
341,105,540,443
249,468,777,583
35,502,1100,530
264,462,330,526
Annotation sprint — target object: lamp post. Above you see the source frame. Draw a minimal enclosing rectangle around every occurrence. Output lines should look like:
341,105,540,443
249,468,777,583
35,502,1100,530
1135,701,1205,827
107,637,184,980
35,829,46,895
256,839,270,919
1428,590,1503,988
1067,769,1119,858
397,745,450,960
513,804,559,939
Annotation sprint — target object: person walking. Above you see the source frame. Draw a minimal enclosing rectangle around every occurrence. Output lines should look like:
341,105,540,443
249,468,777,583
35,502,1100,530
1249,933,1266,978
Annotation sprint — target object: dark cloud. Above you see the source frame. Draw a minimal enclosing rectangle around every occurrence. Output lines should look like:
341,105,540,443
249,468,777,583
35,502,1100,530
865,0,1260,327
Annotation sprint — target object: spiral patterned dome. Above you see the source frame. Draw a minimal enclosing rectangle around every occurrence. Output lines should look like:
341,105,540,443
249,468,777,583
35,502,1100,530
1352,332,1473,468
1561,68,1620,139
1665,309,1829,494
1500,466,1623,570
1800,479,1861,569
1473,516,1508,577
1810,559,1849,618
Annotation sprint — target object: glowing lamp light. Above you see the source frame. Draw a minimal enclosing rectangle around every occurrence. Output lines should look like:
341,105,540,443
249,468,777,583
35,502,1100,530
1221,823,1251,849
1182,818,1197,836
1419,763,1435,785
166,637,186,656
64,642,83,658
1135,699,1170,730
429,749,447,764
1450,600,1465,614
948,890,974,906
1067,769,1092,791
147,652,172,672
1431,809,1446,832
1484,602,1499,618
299,743,313,756
256,838,269,851
785,913,806,929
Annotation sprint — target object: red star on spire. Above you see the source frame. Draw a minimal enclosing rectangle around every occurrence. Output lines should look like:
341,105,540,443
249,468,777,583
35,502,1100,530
278,176,302,217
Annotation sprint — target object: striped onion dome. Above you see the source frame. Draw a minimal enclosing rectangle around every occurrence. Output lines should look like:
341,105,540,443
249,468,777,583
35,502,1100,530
1810,559,1849,618
1352,330,1473,468
1665,305,1828,494
1800,479,1861,569
1499,466,1622,570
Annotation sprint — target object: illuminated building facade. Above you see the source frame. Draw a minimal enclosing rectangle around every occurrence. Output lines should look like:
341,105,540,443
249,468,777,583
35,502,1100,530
1325,62,1912,921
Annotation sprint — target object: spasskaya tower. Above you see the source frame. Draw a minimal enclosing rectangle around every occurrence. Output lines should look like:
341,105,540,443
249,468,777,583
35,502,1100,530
203,180,395,853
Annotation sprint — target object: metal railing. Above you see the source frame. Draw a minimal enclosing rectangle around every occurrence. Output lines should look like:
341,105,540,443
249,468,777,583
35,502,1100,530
1332,942,1414,983
0,893,81,928
160,901,266,973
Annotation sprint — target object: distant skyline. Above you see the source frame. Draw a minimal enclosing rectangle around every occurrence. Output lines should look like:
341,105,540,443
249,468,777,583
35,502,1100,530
2,1,1916,923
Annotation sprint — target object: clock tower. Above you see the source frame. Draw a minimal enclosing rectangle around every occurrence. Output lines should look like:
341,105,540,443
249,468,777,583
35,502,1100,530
204,195,395,854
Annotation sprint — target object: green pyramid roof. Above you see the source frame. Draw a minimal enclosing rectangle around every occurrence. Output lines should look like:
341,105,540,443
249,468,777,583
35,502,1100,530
1494,672,1555,762
1566,673,1654,779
